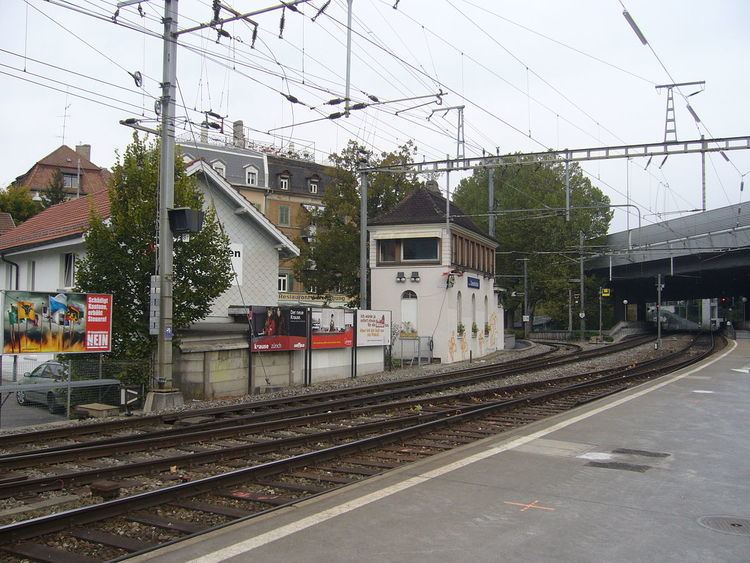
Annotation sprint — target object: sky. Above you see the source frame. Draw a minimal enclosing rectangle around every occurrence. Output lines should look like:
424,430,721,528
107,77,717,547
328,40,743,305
3,0,749,234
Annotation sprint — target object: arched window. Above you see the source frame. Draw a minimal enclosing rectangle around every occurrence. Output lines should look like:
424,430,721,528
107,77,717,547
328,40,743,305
457,291,463,331
401,290,418,335
471,294,476,331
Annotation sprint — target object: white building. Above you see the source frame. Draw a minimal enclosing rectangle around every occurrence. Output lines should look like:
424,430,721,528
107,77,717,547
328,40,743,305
369,184,504,364
0,164,299,397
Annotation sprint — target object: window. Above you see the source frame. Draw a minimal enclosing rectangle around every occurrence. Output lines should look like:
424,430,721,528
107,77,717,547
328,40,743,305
278,274,288,292
457,291,463,330
245,166,258,186
400,290,418,334
471,294,476,329
279,205,290,226
309,180,319,194
402,238,439,261
212,161,226,178
63,253,76,288
279,175,289,190
379,240,398,263
62,173,79,189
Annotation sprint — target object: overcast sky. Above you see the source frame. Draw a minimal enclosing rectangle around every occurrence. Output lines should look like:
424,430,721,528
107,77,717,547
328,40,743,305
3,0,749,233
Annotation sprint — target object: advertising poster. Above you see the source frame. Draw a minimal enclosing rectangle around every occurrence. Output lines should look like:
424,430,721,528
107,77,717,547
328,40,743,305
311,308,354,349
2,291,113,354
356,310,392,347
250,306,307,352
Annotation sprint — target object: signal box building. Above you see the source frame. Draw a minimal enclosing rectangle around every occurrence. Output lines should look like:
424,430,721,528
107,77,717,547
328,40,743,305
369,183,504,364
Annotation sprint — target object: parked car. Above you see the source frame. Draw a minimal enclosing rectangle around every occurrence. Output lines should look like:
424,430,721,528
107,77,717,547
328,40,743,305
16,360,118,413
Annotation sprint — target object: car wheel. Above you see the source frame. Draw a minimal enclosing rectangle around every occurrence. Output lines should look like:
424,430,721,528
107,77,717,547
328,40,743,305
16,391,27,406
47,393,61,414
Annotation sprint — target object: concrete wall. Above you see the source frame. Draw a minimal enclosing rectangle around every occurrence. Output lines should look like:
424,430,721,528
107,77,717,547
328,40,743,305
174,337,250,400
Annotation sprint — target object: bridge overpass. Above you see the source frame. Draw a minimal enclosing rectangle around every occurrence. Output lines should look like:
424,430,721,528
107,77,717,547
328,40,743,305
587,202,750,325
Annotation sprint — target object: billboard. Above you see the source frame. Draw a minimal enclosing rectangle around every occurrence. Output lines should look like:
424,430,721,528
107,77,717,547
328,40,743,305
311,308,354,349
356,310,392,347
250,306,307,352
2,291,113,354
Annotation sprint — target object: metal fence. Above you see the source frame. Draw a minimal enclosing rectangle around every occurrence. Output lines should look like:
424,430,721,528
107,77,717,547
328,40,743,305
391,336,434,367
0,355,149,429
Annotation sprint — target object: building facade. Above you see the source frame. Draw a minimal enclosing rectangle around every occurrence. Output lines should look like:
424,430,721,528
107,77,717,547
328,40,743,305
178,136,344,306
369,185,504,364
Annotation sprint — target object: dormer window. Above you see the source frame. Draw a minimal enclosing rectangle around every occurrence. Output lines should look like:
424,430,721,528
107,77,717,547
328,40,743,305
211,160,226,178
245,165,258,186
308,176,319,194
278,175,290,190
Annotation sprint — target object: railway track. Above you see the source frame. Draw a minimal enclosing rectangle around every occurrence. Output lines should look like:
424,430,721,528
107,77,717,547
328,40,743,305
0,336,653,455
0,333,719,561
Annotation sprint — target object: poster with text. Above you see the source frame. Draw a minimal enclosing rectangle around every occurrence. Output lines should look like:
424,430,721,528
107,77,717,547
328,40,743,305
311,308,354,349
356,310,392,347
250,306,307,352
2,291,113,354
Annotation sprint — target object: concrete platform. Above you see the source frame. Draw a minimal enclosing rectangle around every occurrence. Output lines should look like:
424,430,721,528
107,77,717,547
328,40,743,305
134,339,750,563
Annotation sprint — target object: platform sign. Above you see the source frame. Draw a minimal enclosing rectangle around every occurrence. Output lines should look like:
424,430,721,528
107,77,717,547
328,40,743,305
601,288,611,297
250,306,307,352
2,291,113,354
311,308,354,349
356,310,391,347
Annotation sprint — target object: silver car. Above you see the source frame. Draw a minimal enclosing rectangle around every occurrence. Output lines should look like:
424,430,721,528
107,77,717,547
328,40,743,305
16,360,69,413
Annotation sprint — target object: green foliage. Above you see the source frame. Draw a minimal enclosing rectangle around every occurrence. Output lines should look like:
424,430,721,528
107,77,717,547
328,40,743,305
453,157,612,327
293,140,423,304
0,184,43,223
41,170,68,208
75,134,232,383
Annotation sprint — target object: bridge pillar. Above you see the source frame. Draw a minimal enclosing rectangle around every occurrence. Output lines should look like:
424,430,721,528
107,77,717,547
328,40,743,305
636,302,648,323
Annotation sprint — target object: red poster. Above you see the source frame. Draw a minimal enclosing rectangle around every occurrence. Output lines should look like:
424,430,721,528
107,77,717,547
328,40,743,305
311,327,354,349
85,294,113,352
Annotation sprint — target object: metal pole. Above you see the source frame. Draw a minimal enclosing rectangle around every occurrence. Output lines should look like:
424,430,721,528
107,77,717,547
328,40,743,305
599,287,603,340
656,274,662,349
568,288,572,333
565,157,570,222
344,0,353,117
522,258,529,339
488,167,495,238
157,0,178,388
76,158,81,199
701,134,706,212
359,171,368,309
579,231,585,338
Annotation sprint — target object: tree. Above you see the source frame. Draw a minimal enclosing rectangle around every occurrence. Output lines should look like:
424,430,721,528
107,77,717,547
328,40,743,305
41,170,68,208
453,157,612,328
293,140,422,303
75,134,232,380
0,184,43,223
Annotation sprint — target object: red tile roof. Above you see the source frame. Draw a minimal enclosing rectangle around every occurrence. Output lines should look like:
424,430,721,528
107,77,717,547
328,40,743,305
0,190,110,253
0,213,15,235
15,145,111,196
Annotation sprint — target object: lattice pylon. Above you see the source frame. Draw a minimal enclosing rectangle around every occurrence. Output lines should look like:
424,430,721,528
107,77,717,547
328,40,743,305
664,87,677,142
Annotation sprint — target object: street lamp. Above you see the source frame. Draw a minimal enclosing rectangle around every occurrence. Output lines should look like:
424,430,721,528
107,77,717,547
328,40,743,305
623,299,628,322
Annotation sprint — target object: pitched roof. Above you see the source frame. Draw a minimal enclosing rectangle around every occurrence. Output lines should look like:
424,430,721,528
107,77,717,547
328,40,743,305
370,186,492,240
0,190,110,253
37,145,102,171
185,161,300,257
15,145,111,195
0,213,15,235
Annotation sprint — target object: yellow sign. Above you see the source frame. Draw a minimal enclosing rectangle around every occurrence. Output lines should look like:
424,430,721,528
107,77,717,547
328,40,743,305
601,288,611,297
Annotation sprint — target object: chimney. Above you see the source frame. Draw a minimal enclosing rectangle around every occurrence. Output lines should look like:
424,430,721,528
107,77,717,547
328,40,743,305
233,120,245,148
425,179,441,194
75,144,91,162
